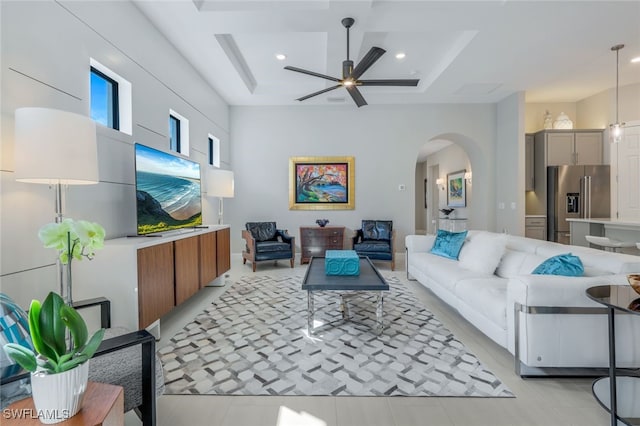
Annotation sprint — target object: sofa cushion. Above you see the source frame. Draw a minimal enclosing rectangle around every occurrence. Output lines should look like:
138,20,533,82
496,250,547,278
459,232,507,275
532,253,584,277
246,222,277,242
353,241,390,253
413,252,478,293
255,241,291,253
455,277,508,329
430,229,468,260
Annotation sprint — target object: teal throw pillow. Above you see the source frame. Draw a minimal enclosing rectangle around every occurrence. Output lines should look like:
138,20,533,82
532,253,584,276
430,230,468,260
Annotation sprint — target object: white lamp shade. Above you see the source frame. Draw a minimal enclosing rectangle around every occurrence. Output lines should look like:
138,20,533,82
207,169,234,198
14,107,99,185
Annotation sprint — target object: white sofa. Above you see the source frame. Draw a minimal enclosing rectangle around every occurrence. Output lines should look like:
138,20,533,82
405,230,640,376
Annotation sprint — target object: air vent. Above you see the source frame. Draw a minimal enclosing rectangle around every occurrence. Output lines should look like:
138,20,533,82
327,97,346,103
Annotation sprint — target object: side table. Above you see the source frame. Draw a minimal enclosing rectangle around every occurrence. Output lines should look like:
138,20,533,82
585,285,640,426
3,381,124,426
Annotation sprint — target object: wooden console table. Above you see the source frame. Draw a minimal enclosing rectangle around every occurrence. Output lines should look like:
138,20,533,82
4,382,123,425
300,226,345,264
73,226,231,336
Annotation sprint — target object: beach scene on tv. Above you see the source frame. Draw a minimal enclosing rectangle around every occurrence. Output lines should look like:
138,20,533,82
135,144,202,235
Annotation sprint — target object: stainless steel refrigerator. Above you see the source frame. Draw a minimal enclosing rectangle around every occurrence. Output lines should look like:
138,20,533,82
546,165,610,244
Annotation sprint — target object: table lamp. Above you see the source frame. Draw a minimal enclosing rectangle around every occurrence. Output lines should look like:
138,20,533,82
207,168,234,225
14,107,99,302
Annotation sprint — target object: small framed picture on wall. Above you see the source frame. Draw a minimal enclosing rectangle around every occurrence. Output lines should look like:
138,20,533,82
447,170,466,207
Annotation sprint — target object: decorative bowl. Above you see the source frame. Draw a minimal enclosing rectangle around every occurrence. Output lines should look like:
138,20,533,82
316,219,329,227
628,274,640,295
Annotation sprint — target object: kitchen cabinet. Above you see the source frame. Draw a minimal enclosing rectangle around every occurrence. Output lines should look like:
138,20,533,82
525,134,535,191
543,130,603,166
525,216,546,241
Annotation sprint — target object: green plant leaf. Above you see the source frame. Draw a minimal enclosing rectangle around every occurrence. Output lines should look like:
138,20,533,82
3,343,37,372
60,304,88,351
58,354,88,373
38,292,66,359
79,329,104,360
27,300,55,361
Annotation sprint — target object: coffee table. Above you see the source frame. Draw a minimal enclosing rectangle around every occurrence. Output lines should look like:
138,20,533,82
301,256,389,335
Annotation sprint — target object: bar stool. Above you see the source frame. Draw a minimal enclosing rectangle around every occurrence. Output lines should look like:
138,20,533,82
585,235,636,253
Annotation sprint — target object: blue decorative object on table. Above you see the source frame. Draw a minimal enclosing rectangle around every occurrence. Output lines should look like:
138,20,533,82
430,229,468,260
325,250,360,276
316,219,329,227
532,253,584,276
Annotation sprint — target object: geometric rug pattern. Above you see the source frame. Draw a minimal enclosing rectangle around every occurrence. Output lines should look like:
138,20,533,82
160,274,513,397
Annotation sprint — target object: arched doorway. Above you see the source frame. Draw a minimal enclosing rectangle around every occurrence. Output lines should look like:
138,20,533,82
414,133,487,234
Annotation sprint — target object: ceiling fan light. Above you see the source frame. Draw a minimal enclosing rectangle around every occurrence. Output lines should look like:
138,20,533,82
343,79,355,87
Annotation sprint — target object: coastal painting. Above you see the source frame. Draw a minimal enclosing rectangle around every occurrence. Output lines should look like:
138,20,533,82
447,170,466,207
289,156,355,210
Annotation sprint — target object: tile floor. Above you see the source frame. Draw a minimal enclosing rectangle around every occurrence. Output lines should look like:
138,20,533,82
128,255,611,426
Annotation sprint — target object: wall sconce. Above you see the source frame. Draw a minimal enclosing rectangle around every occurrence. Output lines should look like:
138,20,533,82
436,178,445,190
464,172,472,185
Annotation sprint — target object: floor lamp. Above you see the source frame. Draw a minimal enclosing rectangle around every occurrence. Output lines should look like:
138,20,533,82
13,107,99,304
207,168,234,225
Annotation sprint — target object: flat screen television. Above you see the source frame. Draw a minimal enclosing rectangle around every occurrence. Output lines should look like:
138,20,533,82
134,143,202,235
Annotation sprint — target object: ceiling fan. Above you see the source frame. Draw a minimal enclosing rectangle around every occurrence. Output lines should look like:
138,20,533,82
284,17,420,107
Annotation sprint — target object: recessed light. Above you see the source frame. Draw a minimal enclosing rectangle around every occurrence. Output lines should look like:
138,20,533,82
275,54,286,61
631,56,640,64
395,52,406,60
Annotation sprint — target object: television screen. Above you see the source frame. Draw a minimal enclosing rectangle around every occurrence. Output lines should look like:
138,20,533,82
134,143,202,235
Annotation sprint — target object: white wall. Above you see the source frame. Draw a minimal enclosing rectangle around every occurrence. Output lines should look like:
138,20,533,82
0,1,230,307
525,102,578,134
228,103,511,254
496,92,526,235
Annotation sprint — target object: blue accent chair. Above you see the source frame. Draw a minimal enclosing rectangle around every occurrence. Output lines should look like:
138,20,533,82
242,222,295,272
352,220,395,270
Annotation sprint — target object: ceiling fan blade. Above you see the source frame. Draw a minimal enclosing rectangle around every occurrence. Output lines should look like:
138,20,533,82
296,84,342,102
350,47,386,80
284,66,341,83
359,79,420,87
346,85,367,107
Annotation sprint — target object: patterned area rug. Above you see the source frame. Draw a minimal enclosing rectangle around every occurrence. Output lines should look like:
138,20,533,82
160,274,513,397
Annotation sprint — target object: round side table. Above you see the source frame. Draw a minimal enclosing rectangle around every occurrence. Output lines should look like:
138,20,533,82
585,285,640,426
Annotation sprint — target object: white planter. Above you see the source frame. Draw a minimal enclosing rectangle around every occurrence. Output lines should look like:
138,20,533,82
30,361,89,424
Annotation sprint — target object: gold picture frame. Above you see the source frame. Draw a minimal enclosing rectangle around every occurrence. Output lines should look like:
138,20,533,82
289,156,355,210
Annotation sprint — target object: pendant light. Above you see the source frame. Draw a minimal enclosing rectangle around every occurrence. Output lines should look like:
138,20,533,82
610,44,625,143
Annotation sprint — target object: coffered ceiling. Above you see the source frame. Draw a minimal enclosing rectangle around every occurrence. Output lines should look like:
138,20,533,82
133,0,640,106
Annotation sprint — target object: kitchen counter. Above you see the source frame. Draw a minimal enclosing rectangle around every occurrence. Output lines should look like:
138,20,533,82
567,218,640,252
566,218,640,228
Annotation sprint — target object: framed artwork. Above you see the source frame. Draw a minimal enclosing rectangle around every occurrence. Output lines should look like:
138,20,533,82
289,156,355,210
447,169,466,207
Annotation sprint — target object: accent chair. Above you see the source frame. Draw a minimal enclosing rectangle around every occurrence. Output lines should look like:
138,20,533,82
242,222,295,272
352,220,395,270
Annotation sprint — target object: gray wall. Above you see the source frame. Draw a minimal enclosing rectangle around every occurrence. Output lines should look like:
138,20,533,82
0,1,230,307
227,103,520,254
